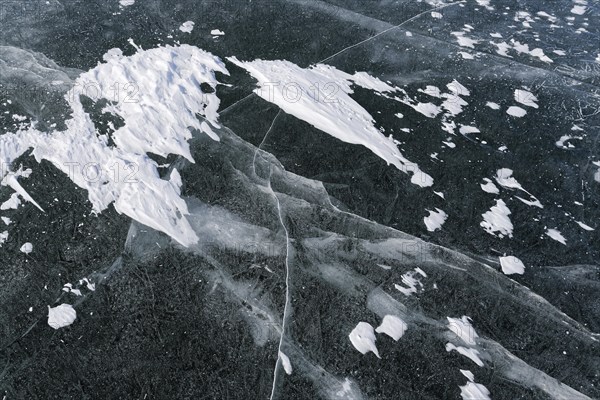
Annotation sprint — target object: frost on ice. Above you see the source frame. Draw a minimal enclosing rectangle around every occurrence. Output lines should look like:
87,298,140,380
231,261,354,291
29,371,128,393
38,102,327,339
48,304,77,329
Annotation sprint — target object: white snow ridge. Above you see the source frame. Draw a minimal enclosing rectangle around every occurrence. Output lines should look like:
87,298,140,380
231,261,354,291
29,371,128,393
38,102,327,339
0,45,230,247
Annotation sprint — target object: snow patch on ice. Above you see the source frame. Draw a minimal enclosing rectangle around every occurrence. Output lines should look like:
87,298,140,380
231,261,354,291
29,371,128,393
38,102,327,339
349,322,380,358
506,106,527,117
229,57,433,187
480,178,499,194
1,45,230,247
447,316,478,346
279,351,293,375
19,242,32,254
546,228,567,245
179,21,195,33
424,208,447,231
499,256,525,275
48,304,76,329
446,343,484,366
375,315,407,341
481,199,513,238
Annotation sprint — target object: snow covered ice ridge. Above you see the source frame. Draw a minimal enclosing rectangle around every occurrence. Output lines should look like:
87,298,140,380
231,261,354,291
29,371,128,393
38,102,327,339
1,44,229,246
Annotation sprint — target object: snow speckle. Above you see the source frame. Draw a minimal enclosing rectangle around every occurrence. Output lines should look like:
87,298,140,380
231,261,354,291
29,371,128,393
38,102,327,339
499,256,525,275
459,52,474,60
210,29,225,36
571,5,587,15
375,315,408,341
424,208,447,232
485,102,500,110
546,228,567,245
506,106,527,117
119,0,135,6
431,11,443,19
1,216,11,225
349,322,380,358
279,352,293,375
48,304,77,329
19,242,33,254
179,21,195,33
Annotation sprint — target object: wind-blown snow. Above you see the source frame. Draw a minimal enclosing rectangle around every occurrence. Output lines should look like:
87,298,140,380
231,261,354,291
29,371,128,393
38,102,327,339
499,256,525,275
228,57,433,187
0,45,230,246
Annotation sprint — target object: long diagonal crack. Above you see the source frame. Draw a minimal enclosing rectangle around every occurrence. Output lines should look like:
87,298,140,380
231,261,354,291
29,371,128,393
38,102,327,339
249,111,292,399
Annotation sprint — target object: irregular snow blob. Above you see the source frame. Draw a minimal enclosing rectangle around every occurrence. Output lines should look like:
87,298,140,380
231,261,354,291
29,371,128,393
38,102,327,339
424,208,447,231
48,304,77,329
546,229,566,245
499,256,525,275
19,242,33,254
349,322,380,358
481,199,513,238
447,316,478,346
375,315,407,341
279,352,293,375
506,106,527,117
229,57,433,187
179,21,195,33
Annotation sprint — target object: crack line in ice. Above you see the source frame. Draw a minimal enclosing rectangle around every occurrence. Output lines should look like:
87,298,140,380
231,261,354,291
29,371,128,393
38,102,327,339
318,1,466,64
249,111,292,400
